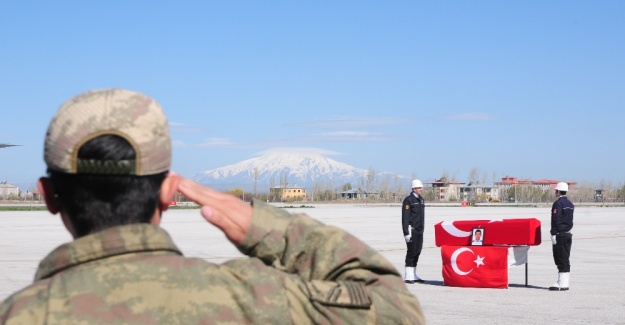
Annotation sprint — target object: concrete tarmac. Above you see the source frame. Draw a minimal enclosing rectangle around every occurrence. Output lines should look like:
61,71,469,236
1,204,623,324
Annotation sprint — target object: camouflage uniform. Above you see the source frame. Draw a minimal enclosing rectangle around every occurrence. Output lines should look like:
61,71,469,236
0,201,424,324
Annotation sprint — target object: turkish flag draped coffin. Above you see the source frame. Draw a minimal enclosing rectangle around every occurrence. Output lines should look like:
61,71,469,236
434,218,541,247
441,245,509,288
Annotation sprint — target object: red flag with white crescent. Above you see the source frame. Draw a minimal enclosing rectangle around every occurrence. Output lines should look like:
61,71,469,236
441,245,509,288
434,218,541,247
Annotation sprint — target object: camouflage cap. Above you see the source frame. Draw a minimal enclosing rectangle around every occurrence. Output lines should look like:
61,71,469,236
44,89,171,176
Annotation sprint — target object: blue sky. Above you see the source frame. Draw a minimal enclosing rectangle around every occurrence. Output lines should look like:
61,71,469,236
1,1,623,190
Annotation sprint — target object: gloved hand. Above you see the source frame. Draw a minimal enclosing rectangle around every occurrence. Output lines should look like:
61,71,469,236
404,226,413,243
551,235,557,245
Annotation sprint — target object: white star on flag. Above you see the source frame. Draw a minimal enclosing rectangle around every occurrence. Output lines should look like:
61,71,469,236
474,255,485,268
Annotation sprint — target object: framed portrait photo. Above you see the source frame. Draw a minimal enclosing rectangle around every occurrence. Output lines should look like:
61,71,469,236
471,228,484,246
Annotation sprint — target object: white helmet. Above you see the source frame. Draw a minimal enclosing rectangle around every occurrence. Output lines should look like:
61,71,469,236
411,179,423,189
555,182,568,192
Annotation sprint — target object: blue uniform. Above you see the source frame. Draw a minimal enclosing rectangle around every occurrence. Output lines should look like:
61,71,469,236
551,195,574,272
402,192,425,267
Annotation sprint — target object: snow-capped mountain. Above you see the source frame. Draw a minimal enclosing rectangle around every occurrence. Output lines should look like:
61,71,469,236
192,151,407,191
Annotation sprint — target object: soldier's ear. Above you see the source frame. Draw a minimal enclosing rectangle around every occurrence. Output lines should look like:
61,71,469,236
158,171,181,212
38,177,61,215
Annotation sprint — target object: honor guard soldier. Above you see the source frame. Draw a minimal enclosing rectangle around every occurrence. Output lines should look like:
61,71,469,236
549,181,574,291
402,179,426,284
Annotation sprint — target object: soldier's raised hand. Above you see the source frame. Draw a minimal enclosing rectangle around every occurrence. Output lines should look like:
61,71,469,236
178,177,252,245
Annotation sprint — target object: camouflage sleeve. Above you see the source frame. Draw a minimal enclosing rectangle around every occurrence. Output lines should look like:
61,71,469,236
238,201,425,324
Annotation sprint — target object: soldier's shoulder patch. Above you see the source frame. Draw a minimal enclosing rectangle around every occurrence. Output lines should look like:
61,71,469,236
405,205,409,210
305,280,371,308
553,209,557,214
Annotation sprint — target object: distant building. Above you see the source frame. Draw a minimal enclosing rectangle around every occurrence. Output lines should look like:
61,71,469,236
424,177,465,201
494,176,533,188
494,176,577,202
418,175,578,203
460,184,499,202
339,189,378,200
270,185,307,202
0,182,19,199
494,176,576,190
533,179,565,190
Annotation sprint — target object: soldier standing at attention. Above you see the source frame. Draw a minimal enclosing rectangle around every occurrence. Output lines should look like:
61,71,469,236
549,181,574,291
402,179,426,284
0,89,424,324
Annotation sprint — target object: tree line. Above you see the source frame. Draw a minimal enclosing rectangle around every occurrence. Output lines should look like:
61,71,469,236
212,167,625,204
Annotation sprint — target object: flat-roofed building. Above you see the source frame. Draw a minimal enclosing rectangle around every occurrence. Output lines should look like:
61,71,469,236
0,182,19,200
424,177,465,201
270,185,307,202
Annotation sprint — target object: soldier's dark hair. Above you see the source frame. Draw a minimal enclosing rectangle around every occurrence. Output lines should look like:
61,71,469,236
48,135,167,237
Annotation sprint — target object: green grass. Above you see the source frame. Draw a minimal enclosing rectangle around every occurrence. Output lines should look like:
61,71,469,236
168,205,200,209
0,205,200,211
0,205,47,211
279,205,315,208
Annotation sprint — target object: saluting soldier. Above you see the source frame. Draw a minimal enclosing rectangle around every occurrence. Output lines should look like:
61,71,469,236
0,89,424,324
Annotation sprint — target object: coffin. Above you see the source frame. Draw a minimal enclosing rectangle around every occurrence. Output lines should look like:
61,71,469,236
434,218,541,247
